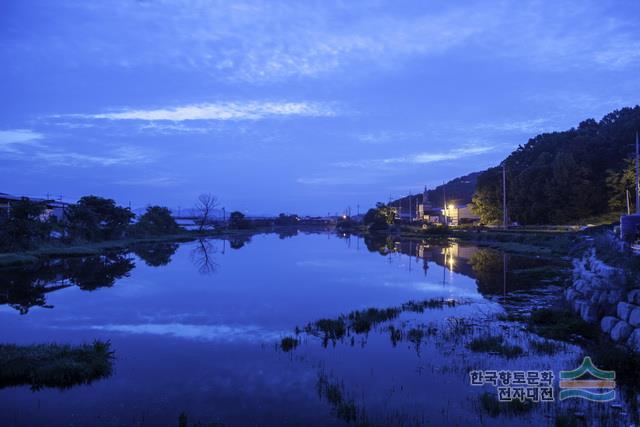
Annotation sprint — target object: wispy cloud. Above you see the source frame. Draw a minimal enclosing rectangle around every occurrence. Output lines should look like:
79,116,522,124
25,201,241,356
137,122,219,134
0,128,152,166
296,171,393,186
0,129,44,151
71,101,336,121
474,118,550,134
355,131,419,144
113,176,185,187
87,323,286,343
297,145,494,186
7,0,639,83
34,147,153,167
334,146,494,168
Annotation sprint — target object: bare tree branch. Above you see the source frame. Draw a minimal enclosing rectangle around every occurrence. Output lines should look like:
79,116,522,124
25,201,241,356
194,193,218,232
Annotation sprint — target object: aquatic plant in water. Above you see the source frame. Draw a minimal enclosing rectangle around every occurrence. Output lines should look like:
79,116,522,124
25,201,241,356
316,372,363,425
0,340,114,390
302,298,461,346
466,335,524,358
279,336,299,352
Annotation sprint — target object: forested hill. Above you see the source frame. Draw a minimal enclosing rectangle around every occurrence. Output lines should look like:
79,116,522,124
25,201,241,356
472,106,640,225
390,171,481,213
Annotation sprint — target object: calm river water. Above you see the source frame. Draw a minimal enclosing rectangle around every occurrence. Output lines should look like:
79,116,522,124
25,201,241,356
0,232,632,426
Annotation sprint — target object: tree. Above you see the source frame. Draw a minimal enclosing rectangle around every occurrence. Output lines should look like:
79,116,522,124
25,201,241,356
64,195,134,241
471,166,503,225
363,208,387,231
137,206,179,235
274,213,299,226
195,193,218,232
363,203,395,231
471,106,640,224
228,211,250,229
607,158,636,213
0,198,51,250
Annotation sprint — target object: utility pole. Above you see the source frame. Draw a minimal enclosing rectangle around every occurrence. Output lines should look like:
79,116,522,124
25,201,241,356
636,131,640,214
442,183,447,226
627,190,631,215
503,164,507,228
408,192,412,222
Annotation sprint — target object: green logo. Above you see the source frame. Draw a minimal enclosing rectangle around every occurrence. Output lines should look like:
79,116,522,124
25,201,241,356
559,357,616,402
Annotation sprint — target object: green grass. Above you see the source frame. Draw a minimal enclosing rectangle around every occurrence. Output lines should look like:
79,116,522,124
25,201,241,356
554,414,580,427
452,230,576,256
479,392,534,417
348,307,400,333
588,341,640,392
467,335,524,358
307,318,347,342
528,307,596,341
0,341,114,390
0,253,39,267
401,298,457,312
528,306,640,392
495,312,526,322
0,228,260,267
302,298,461,345
574,212,621,226
406,328,425,346
0,234,199,267
363,226,578,256
529,339,564,355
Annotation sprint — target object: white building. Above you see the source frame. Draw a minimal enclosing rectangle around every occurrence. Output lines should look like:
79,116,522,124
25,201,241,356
442,203,480,226
0,193,71,221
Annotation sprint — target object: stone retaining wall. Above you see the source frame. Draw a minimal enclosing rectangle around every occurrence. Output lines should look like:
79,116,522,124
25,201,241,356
566,248,640,352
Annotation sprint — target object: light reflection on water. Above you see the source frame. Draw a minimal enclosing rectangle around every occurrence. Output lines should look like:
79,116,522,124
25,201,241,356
0,233,632,426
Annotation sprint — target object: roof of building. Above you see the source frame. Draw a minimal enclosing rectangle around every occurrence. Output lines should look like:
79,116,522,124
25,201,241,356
0,192,69,205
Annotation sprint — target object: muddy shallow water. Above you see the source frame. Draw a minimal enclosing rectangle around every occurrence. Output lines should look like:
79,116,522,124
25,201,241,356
0,233,634,426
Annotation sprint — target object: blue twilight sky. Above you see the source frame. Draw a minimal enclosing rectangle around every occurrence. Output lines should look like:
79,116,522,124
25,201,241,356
1,0,639,215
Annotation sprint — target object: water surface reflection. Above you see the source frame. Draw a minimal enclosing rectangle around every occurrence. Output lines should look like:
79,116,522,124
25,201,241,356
0,233,629,426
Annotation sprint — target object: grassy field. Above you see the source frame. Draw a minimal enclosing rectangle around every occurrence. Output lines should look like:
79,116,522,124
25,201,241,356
0,341,114,390
371,225,581,256
0,222,591,268
0,233,201,267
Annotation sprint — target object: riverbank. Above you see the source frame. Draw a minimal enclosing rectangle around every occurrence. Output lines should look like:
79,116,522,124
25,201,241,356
0,225,333,267
341,224,580,257
0,222,597,268
0,233,203,267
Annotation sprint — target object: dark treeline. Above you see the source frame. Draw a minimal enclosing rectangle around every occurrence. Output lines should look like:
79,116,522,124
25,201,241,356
473,106,640,224
390,171,480,211
0,195,180,251
0,192,318,252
